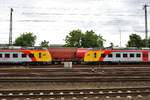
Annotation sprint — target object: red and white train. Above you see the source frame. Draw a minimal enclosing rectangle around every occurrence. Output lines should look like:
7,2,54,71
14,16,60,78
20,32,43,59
0,46,150,64
84,48,150,63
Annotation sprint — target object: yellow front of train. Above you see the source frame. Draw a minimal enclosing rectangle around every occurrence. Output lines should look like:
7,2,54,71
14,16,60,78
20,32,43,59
30,49,52,62
84,50,104,62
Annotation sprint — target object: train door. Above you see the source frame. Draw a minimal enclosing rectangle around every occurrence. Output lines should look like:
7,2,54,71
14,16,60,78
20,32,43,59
93,52,98,62
142,51,148,62
90,51,100,62
39,52,42,58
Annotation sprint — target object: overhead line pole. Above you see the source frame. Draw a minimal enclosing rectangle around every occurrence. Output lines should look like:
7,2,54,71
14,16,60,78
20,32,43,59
143,4,149,47
119,29,121,47
9,8,13,46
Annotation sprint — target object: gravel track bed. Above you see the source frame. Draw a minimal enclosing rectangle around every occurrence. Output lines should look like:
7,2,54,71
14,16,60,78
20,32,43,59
0,81,150,90
0,64,149,100
0,64,150,68
44,96,150,100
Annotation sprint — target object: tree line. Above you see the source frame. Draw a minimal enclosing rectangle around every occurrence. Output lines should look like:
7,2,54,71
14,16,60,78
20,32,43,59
13,30,149,48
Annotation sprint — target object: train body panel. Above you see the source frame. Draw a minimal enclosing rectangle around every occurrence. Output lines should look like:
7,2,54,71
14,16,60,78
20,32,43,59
84,49,150,63
0,51,31,63
28,50,52,62
48,48,77,61
48,48,90,62
84,50,104,62
0,49,52,63
76,48,90,61
103,51,143,62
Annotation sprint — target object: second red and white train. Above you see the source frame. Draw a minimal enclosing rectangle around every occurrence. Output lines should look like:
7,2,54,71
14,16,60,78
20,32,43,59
84,49,150,63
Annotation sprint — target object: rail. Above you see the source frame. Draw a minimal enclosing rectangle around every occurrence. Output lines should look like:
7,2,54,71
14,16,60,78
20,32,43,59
0,87,149,99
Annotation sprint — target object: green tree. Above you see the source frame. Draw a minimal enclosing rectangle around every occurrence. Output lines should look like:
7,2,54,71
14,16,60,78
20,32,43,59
126,34,143,48
40,40,49,48
14,32,36,46
142,38,150,47
81,30,105,48
65,29,83,47
65,29,105,48
148,38,150,47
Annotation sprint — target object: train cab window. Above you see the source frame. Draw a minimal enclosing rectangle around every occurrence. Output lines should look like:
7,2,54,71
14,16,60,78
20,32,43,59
108,54,112,58
0,54,2,58
39,53,42,58
87,54,90,56
94,53,97,58
22,54,27,58
123,54,128,58
116,53,120,58
130,53,134,58
5,54,10,58
13,54,18,58
29,54,34,58
136,53,141,58
101,53,106,57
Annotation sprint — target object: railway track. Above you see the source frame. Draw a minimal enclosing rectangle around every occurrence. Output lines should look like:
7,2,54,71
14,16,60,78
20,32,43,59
0,75,149,82
0,67,150,76
0,67,149,82
0,76,150,82
0,87,149,99
0,64,150,68
1,66,150,72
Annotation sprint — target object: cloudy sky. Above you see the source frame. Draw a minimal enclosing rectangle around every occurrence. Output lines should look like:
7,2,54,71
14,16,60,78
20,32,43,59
0,0,150,47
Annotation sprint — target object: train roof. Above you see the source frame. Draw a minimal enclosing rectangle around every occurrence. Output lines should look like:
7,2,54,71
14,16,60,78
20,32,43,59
104,47,150,50
0,46,47,50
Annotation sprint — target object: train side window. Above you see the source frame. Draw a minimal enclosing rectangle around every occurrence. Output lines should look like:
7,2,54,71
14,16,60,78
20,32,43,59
29,54,34,58
39,53,42,58
108,54,112,58
116,53,120,58
101,53,106,57
22,54,27,58
13,54,18,58
130,53,134,58
136,53,141,58
94,53,97,58
123,53,127,58
5,54,10,58
0,54,2,58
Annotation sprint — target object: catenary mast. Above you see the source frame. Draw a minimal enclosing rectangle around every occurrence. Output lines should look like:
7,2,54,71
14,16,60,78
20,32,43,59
9,8,13,46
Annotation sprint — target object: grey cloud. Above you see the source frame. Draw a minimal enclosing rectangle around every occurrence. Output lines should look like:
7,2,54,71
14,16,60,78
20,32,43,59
22,12,65,16
0,19,9,22
18,19,56,22
1,0,150,46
